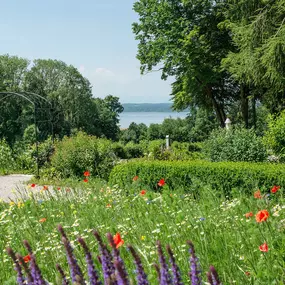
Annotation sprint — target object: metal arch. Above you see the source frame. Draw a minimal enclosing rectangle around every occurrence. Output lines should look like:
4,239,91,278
0,91,54,178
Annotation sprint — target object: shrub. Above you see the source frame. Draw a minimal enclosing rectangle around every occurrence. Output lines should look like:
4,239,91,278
203,127,267,162
169,141,204,161
50,132,118,179
109,160,285,195
147,139,166,160
263,110,285,160
0,139,14,174
124,142,144,159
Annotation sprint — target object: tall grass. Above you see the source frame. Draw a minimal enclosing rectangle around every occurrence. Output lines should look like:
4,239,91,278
1,178,285,284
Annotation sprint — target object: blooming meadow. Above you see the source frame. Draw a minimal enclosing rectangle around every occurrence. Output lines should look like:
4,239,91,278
1,176,285,284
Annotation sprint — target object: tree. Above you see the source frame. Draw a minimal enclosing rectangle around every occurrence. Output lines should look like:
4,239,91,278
0,55,30,145
222,0,285,114
25,59,97,138
133,0,237,127
93,95,124,141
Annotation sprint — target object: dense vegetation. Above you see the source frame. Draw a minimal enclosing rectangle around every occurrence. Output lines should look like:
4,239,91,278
2,178,285,284
133,0,285,128
1,1,285,283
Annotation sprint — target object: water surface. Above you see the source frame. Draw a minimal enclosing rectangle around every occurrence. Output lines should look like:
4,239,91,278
119,112,188,128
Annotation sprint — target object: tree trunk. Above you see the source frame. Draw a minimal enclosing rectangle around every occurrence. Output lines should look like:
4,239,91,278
241,84,249,128
252,95,256,129
206,85,226,128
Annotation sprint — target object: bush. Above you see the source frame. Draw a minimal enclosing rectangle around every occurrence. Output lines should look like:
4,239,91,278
169,141,204,161
203,127,267,162
0,139,14,174
109,160,285,195
50,132,118,179
124,142,144,159
263,110,285,160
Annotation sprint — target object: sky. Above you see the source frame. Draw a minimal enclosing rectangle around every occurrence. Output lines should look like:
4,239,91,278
0,0,173,103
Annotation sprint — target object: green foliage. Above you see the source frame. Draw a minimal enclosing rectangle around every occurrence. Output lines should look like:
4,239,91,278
169,141,204,161
133,0,235,126
0,139,14,174
203,127,267,162
124,142,144,159
50,132,118,179
109,160,285,195
263,110,285,159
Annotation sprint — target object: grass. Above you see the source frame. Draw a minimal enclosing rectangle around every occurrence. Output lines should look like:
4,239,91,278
1,177,285,284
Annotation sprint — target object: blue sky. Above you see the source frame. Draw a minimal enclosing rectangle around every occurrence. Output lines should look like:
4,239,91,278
0,0,173,103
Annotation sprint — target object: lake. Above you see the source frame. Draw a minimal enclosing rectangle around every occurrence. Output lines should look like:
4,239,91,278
119,112,188,128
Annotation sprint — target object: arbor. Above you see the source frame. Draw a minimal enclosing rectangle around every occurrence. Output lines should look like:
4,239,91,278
133,0,236,127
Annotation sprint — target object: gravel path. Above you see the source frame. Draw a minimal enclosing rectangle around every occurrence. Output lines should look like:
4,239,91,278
0,174,33,201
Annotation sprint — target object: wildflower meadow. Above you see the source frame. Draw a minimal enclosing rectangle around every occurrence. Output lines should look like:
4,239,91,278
1,174,285,284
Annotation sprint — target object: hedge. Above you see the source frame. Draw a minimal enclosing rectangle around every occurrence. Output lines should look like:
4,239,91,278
109,160,285,195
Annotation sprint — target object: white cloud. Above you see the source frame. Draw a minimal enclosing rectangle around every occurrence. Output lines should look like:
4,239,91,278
78,65,85,73
95,67,114,76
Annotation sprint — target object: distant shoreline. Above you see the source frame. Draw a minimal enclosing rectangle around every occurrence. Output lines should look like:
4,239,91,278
122,103,188,113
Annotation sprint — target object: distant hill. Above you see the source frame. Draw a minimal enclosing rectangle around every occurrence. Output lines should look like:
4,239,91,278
122,103,175,112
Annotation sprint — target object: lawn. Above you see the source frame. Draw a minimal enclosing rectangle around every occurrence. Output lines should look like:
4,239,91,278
1,177,284,284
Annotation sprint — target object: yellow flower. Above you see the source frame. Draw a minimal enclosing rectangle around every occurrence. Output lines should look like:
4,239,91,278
141,236,146,241
9,202,15,207
17,202,24,208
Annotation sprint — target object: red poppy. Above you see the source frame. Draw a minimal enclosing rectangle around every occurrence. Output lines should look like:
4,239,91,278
245,212,253,218
39,218,47,223
256,210,269,223
254,189,262,199
43,185,48,190
31,184,36,188
271,185,281,194
23,255,31,263
245,272,250,276
84,171,90,177
133,176,139,181
259,242,268,252
83,178,88,183
113,233,124,248
140,190,146,195
158,179,166,187
57,187,61,191
106,204,112,208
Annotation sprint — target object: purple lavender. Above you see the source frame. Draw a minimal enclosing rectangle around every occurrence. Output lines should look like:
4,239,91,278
157,241,172,285
7,227,223,285
78,237,102,285
128,245,149,285
23,240,47,285
58,225,85,284
56,264,70,285
16,253,34,285
114,259,130,285
93,231,117,285
166,245,183,285
6,247,25,285
207,266,221,285
187,241,201,285
106,233,129,285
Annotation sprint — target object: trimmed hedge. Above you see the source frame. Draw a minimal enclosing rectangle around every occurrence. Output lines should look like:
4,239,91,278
109,160,285,195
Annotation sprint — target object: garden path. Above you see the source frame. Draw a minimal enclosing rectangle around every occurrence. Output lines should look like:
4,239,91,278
0,174,33,201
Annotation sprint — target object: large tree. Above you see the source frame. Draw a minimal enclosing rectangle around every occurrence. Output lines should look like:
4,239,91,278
0,55,30,144
25,59,98,137
133,0,237,127
222,0,285,114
